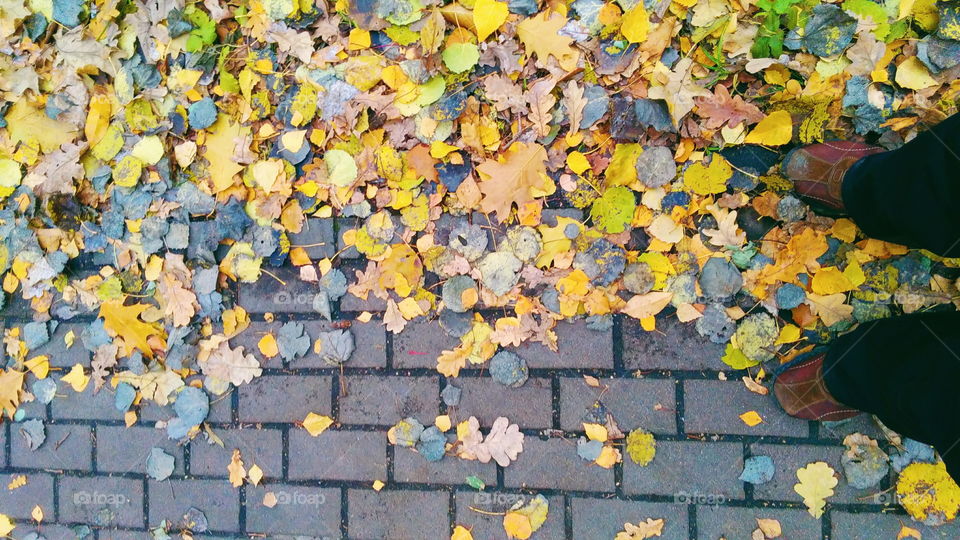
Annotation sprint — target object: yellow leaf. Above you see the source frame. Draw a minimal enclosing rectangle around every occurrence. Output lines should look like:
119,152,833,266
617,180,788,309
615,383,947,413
435,414,452,432
621,4,650,43
429,140,459,158
0,514,13,536
614,518,665,540
566,151,590,174
204,115,249,193
61,364,89,393
739,410,763,427
805,293,853,326
228,449,246,487
31,506,42,523
248,464,264,486
476,142,553,220
744,110,793,146
811,267,855,295
774,324,801,345
473,0,509,41
258,334,279,357
452,525,474,540
897,461,960,523
794,462,838,518
303,412,334,436
895,57,938,90
622,292,673,320
262,492,278,508
24,355,49,379
100,300,165,358
595,446,621,468
7,475,26,490
897,524,922,540
372,479,386,491
503,511,533,540
125,410,137,427
684,156,733,195
583,423,608,442
516,11,580,71
348,28,371,50
606,143,642,186
756,518,782,538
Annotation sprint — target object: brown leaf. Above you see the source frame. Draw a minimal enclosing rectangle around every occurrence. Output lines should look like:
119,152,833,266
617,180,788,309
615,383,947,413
476,142,551,220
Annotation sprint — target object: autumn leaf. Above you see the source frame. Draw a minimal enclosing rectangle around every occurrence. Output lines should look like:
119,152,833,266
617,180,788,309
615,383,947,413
99,299,166,358
794,461,838,518
203,115,249,193
0,369,25,418
516,10,579,71
473,0,508,41
476,142,553,220
615,518,665,539
228,449,246,487
199,339,262,386
695,84,764,130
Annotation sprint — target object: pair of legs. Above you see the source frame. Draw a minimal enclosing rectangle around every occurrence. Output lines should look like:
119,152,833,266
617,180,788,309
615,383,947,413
774,113,960,481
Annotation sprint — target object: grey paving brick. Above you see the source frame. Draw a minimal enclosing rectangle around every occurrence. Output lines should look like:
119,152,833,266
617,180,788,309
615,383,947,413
238,375,331,423
288,429,387,481
0,472,54,519
455,377,552,429
622,316,725,371
139,387,233,423
570,498,689,540
237,266,324,314
697,505,822,540
347,489,449,540
338,375,438,426
96,425,185,476
504,437,614,492
336,218,361,259
288,218,336,259
96,531,156,540
245,484,340,538
830,510,960,539
454,492,565,540
749,443,886,505
391,318,457,369
559,376,676,434
50,384,125,421
514,320,613,369
291,319,387,369
15,395,47,420
227,321,286,369
623,440,744,500
12,525,82,540
29,322,90,368
394,443,497,486
189,427,283,479
11,423,92,471
338,289,388,311
542,208,583,227
58,475,144,528
818,414,886,442
148,478,240,532
683,380,809,437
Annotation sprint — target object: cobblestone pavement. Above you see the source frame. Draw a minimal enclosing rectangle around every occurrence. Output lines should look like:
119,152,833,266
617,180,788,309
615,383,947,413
3,226,960,539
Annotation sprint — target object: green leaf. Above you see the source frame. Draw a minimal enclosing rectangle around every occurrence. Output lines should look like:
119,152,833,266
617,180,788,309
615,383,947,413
442,42,480,74
721,344,758,370
590,186,636,234
465,475,485,490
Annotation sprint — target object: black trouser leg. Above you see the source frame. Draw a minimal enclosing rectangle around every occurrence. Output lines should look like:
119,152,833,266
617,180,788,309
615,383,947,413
842,114,960,257
823,312,960,480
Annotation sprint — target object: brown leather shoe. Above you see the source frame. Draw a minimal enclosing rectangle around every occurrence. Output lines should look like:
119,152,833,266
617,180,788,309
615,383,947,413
781,141,885,215
773,353,860,421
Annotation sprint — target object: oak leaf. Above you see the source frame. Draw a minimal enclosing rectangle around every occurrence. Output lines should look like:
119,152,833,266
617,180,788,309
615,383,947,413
516,11,579,71
476,142,552,220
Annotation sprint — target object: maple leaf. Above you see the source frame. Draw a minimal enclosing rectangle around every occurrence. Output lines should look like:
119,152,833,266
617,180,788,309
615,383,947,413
516,11,580,71
99,299,166,358
474,416,524,466
0,369,25,418
695,84,764,129
804,293,853,326
702,205,747,247
476,142,552,220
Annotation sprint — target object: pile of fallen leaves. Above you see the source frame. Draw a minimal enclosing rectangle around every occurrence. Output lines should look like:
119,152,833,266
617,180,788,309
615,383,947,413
1,0,960,532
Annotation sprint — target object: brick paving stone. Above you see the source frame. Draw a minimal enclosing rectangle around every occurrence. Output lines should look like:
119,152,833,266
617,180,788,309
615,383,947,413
391,318,456,369
338,287,388,312
96,425,185,476
0,472,54,519
291,319,387,369
96,531,156,540
237,267,324,314
830,511,960,539
749,443,885,505
559,376,676,434
11,423,92,471
514,320,613,369
189,427,283,479
16,396,47,420
58,475,144,528
338,375,438,426
238,375,331,423
50,384,125,421
335,218,361,259
347,489,449,540
148,478,240,532
287,218,336,259
139,388,233,423
817,414,886,442
227,321,286,369
622,440,745,500
455,377,552,429
504,437,614,492
393,444,497,486
12,525,82,540
696,506,822,540
622,316,725,371
245,484,341,538
288,429,387,481
683,380,809,437
30,322,90,368
454,492,565,539
570,498,689,540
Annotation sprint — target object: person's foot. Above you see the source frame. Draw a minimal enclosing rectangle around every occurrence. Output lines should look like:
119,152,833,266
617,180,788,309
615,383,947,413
773,353,861,421
781,141,884,215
